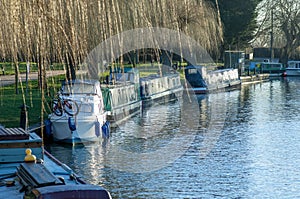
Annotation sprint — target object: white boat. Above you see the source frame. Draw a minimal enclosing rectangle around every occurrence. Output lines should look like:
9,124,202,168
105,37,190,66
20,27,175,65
101,68,142,127
0,127,111,199
286,61,300,76
140,71,183,107
49,79,109,144
185,65,241,94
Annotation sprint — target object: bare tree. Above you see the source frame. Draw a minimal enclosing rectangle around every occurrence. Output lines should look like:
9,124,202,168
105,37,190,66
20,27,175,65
0,0,224,80
253,0,300,62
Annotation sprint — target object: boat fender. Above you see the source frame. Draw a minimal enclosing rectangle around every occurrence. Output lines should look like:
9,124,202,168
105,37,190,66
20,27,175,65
24,148,36,162
95,119,101,137
44,119,52,136
102,121,110,138
68,117,76,131
282,71,287,77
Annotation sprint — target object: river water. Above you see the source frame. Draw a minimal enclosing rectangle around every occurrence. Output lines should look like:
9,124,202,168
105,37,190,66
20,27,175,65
47,77,300,198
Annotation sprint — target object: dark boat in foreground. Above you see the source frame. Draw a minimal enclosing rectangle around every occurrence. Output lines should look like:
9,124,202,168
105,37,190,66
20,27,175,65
0,127,111,199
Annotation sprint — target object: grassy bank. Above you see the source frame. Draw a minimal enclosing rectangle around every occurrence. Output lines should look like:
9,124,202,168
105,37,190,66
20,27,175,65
0,62,65,75
0,76,63,128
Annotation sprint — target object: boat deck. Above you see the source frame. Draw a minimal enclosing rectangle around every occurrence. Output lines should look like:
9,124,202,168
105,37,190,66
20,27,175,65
0,128,111,199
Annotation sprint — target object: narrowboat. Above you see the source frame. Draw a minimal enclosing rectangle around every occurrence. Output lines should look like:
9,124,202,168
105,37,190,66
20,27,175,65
259,62,285,76
140,71,183,107
286,61,300,76
184,65,241,94
101,68,142,127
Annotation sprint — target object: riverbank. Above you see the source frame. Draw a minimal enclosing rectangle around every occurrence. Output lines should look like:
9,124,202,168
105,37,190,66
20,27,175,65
0,70,66,87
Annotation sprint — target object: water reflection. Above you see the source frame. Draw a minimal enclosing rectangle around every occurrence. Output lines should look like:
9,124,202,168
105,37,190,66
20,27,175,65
48,78,300,198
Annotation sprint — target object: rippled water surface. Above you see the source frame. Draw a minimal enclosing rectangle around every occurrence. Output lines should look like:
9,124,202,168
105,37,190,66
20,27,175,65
47,77,300,198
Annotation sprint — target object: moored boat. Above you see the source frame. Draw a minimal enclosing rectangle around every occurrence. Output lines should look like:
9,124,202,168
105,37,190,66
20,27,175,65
140,71,183,107
101,68,142,127
286,61,300,76
0,127,111,199
49,79,110,144
184,65,241,94
259,62,285,76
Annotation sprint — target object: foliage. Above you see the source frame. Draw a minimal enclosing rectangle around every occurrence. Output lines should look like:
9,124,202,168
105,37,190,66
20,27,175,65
0,0,223,73
217,0,262,49
253,0,300,62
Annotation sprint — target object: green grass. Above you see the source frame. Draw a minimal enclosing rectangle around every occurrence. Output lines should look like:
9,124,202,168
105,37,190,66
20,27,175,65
0,62,67,75
0,62,38,75
0,76,62,128
0,85,44,128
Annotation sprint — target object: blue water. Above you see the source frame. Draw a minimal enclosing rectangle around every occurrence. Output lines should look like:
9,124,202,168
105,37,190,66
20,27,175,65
47,77,300,198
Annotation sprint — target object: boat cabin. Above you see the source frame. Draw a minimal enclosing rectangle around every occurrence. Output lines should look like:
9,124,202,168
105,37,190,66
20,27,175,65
101,67,141,125
184,65,207,89
61,79,102,96
185,65,241,94
260,62,284,72
60,79,105,116
286,61,300,76
287,61,300,69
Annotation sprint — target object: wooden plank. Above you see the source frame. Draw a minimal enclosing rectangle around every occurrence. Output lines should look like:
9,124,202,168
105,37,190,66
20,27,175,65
19,163,63,187
0,141,41,149
0,128,29,140
0,132,42,149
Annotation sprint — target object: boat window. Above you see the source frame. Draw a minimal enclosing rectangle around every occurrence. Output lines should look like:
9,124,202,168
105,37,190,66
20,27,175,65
80,104,93,113
261,63,282,69
188,69,198,74
63,83,95,94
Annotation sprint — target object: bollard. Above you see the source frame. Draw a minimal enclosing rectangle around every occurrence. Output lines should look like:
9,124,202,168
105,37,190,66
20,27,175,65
19,104,29,130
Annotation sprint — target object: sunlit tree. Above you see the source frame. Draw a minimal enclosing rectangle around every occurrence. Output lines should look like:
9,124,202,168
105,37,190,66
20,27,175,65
252,0,300,62
0,0,224,85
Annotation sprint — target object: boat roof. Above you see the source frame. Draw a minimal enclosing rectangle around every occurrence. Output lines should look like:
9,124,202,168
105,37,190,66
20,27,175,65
260,62,282,65
185,65,203,69
140,72,179,81
288,60,300,64
110,66,139,74
61,79,100,86
61,79,102,95
0,127,29,140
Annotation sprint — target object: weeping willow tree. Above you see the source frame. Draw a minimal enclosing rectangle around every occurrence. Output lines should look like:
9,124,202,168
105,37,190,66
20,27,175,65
0,0,223,73
0,0,223,127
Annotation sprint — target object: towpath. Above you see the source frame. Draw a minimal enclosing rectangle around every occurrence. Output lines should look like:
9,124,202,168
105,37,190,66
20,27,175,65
0,70,86,87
